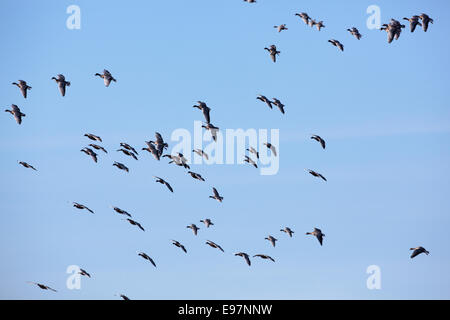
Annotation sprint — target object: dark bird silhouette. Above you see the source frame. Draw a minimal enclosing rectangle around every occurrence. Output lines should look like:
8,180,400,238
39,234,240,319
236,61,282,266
347,27,362,39
272,98,285,114
51,74,70,96
142,141,161,160
149,132,168,156
295,12,310,25
172,240,187,253
328,39,344,51
253,254,275,262
235,252,251,266
315,21,325,31
116,294,130,300
80,147,98,163
95,69,116,87
257,95,273,109
264,45,280,63
89,144,108,153
84,133,102,142
263,142,277,156
187,171,205,181
5,104,25,125
311,135,326,149
419,13,433,32
280,227,294,237
202,123,219,142
12,80,31,98
117,148,138,160
125,218,145,231
244,155,258,168
112,206,132,217
306,228,325,246
187,224,200,236
209,187,223,202
247,147,259,159
73,202,94,214
79,268,91,278
154,176,173,192
138,252,157,267
18,161,37,171
200,218,214,228
410,246,430,259
265,235,278,247
193,101,211,124
120,143,139,155
274,24,288,33
113,161,129,173
308,169,327,181
206,240,224,252
27,281,57,292
403,16,422,32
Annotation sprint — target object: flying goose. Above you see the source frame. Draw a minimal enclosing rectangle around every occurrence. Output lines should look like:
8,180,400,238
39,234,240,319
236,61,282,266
235,252,251,266
256,95,273,109
5,104,25,125
265,235,278,247
316,21,325,31
410,246,430,259
172,240,187,253
253,254,275,262
308,169,327,181
116,294,130,300
149,132,168,156
120,143,139,155
308,19,317,28
80,147,98,163
209,187,223,202
306,228,325,246
12,80,31,98
280,227,294,237
164,154,190,169
347,27,362,40
202,123,219,142
328,39,344,51
274,24,288,33
247,147,259,159
419,13,433,32
272,98,285,114
113,161,129,172
193,148,209,160
138,252,157,267
206,240,224,252
390,19,406,40
403,16,422,32
311,135,326,149
264,45,280,63
295,12,310,25
89,144,108,153
84,133,102,142
187,171,205,181
193,101,211,124
263,142,277,156
187,224,200,236
95,69,116,87
117,148,138,160
18,161,37,171
142,141,161,160
244,155,258,168
51,74,70,97
125,218,145,231
243,0,256,3
27,282,57,292
154,176,173,192
73,202,94,214
79,268,91,278
200,218,214,228
112,206,132,217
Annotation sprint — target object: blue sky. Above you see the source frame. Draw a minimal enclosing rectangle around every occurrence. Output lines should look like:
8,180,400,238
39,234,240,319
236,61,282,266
1,0,450,299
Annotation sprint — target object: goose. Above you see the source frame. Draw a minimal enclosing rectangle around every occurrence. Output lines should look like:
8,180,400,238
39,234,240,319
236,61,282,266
244,155,258,168
193,148,209,160
113,162,129,173
12,80,31,98
306,228,325,246
253,254,275,262
419,13,433,32
172,240,187,253
73,202,94,214
27,282,57,292
209,187,223,202
410,246,430,259
380,24,396,43
271,98,285,114
120,143,139,155
80,147,98,163
187,171,205,181
187,223,200,236
89,144,108,153
316,21,325,31
200,218,214,228
117,148,138,160
265,235,278,247
256,95,273,109
263,142,277,156
308,19,317,28
193,101,211,124
295,12,310,25
390,19,406,40
202,123,219,142
274,24,288,33
328,39,344,51
18,161,37,171
142,141,161,160
116,294,130,300
206,240,224,252
264,45,280,63
95,69,116,87
125,218,145,231
235,252,251,266
84,133,102,142
247,146,259,159
347,27,362,40
154,176,173,192
5,104,25,125
78,268,91,278
138,252,157,267
311,135,326,149
403,16,422,33
308,169,327,181
111,206,132,217
280,227,294,237
51,74,70,97
243,0,256,3
149,132,169,156
164,154,190,169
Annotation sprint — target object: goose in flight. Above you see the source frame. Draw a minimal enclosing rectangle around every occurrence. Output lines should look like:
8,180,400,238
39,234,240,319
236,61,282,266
80,147,98,163
142,141,161,160
172,240,187,253
12,80,31,98
138,252,157,267
112,206,132,217
154,176,173,192
27,282,57,292
116,294,130,300
244,155,258,168
95,69,116,87
120,143,138,155
347,27,362,39
164,154,190,169
328,39,344,51
187,171,205,181
202,123,219,142
315,21,325,31
264,45,280,63
79,268,91,278
243,0,256,3
306,228,325,246
5,104,25,125
235,252,251,266
117,148,138,160
308,169,327,181
200,218,214,228
265,235,278,247
89,144,108,153
311,135,326,149
113,162,129,173
51,74,70,96
193,101,211,124
295,12,310,25
193,148,209,160
187,224,200,236
419,13,433,32
247,147,259,159
272,98,285,114
403,16,422,32
274,24,288,33
410,246,430,259
263,143,277,156
125,218,145,231
206,240,224,252
308,19,317,28
73,202,94,214
256,95,273,109
253,254,275,262
209,187,223,202
280,227,294,237
149,132,169,156
18,161,37,171
84,133,102,142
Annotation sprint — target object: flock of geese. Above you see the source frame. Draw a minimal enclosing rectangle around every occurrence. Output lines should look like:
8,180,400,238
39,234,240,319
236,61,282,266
6,3,434,299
